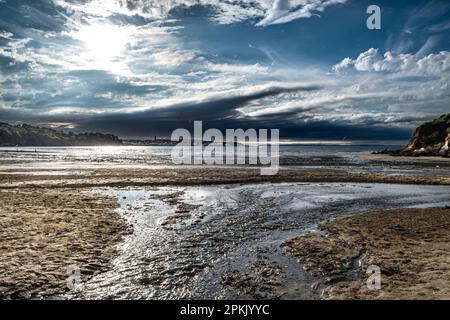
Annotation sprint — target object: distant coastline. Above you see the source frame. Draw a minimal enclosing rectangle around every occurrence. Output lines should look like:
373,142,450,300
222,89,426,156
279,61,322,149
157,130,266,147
0,122,244,147
0,122,122,147
2,114,449,156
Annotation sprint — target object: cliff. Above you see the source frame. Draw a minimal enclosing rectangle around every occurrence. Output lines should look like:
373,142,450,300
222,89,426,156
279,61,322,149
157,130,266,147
0,123,123,146
377,114,450,157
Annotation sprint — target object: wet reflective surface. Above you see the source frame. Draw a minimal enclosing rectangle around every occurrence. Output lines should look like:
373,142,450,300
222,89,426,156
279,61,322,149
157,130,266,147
66,183,450,299
2,145,450,178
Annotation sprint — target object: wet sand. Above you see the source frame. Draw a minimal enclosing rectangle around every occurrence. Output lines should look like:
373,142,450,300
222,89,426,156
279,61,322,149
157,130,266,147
63,183,450,299
1,156,450,299
283,207,450,299
0,188,129,299
1,167,450,189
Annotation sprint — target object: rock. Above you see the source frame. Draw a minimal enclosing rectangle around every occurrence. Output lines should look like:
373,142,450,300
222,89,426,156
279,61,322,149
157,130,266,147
375,114,450,158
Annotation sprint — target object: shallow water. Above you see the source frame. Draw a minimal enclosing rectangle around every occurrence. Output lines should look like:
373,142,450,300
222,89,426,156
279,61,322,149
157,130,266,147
66,183,450,300
1,145,450,177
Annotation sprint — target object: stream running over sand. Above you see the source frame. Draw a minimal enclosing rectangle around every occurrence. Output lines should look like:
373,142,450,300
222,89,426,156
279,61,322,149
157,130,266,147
66,183,450,299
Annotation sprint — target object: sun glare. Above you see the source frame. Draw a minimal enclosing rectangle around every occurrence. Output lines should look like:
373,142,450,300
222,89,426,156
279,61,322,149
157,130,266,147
73,23,132,72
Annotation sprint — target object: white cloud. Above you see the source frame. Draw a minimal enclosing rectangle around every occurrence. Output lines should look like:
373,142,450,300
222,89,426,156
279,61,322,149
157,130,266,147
333,48,450,76
332,57,352,72
0,31,14,39
150,49,197,67
256,0,347,26
3,1,448,133
53,0,347,26
415,51,450,75
353,48,380,71
241,48,450,126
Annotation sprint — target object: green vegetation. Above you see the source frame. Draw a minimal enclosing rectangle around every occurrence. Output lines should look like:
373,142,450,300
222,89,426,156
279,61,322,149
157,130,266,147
0,123,123,146
431,114,450,126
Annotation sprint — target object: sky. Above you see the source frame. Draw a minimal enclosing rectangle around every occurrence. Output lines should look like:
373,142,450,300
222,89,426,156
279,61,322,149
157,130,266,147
0,0,449,140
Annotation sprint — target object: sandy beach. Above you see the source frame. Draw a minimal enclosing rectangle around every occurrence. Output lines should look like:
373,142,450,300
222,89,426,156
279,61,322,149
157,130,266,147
1,167,450,189
1,148,450,299
2,0,450,307
283,207,450,299
0,188,129,299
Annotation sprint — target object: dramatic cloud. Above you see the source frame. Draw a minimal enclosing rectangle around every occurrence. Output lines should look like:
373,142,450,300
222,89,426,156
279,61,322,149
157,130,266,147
1,0,449,140
53,0,347,26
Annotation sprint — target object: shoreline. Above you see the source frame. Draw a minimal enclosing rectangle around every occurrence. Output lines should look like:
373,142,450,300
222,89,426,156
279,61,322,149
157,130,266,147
357,151,450,162
1,167,450,189
1,177,449,299
1,155,449,299
283,207,450,299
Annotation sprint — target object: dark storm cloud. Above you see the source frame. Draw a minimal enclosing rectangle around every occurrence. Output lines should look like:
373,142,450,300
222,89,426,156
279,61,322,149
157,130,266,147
74,114,414,141
68,84,323,135
62,84,413,140
137,85,322,120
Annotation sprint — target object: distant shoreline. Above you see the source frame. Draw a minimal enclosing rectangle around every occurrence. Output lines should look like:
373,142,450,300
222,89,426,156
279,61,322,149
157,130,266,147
358,151,450,162
0,141,408,148
1,167,450,189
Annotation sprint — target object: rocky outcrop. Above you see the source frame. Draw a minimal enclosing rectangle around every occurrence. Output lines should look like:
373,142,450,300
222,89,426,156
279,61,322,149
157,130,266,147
0,122,122,146
377,114,450,158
